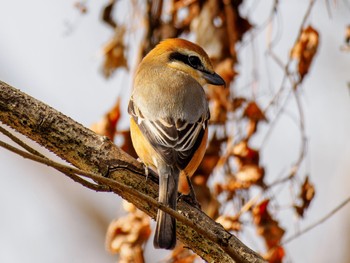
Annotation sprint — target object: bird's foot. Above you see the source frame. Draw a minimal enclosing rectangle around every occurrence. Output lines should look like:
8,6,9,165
177,176,201,210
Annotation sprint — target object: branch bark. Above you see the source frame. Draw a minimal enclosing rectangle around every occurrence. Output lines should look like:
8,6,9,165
0,80,266,263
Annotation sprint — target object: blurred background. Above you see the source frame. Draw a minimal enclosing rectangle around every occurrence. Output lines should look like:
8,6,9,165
0,0,349,262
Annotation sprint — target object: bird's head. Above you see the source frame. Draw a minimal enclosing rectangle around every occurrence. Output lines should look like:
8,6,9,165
142,38,225,87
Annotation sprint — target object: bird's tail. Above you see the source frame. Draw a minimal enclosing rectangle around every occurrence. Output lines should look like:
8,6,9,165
153,164,179,249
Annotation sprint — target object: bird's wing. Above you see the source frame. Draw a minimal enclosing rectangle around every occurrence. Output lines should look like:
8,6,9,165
128,98,209,169
173,114,208,169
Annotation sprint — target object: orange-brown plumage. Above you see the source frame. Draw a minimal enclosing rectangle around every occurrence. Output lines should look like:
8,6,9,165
143,39,213,70
128,38,225,249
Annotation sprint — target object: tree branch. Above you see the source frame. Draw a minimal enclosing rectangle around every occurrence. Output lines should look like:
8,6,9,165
0,80,266,263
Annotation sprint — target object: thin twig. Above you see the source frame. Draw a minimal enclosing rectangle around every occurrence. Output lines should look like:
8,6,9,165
261,88,293,149
262,0,316,184
264,0,317,116
266,174,293,189
325,0,332,19
0,126,44,157
282,196,350,245
290,85,308,177
237,0,279,52
235,194,261,218
265,0,317,111
0,139,111,192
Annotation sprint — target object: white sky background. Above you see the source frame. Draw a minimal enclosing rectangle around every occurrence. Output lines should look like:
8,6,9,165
0,0,349,262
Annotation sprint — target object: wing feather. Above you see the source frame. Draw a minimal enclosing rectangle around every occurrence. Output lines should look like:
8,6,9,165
128,98,209,169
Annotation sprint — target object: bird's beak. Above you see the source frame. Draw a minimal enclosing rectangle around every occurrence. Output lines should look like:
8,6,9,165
203,71,226,86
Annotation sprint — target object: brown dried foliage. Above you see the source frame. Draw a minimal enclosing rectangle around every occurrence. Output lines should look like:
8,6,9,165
101,26,128,78
91,99,138,159
290,25,319,82
341,25,350,52
252,200,285,263
87,1,320,262
346,25,350,45
294,176,315,217
168,246,198,263
74,1,88,14
106,201,151,263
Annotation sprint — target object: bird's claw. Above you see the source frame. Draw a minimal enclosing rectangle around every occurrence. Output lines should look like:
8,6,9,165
177,176,201,210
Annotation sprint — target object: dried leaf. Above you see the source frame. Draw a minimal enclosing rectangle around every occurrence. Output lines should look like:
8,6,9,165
290,25,319,80
232,141,260,167
91,98,121,140
74,1,88,14
243,101,267,122
252,200,285,250
246,119,257,138
119,130,138,159
216,215,241,232
209,97,228,123
207,67,231,124
215,176,251,199
191,0,225,60
170,245,198,263
174,0,200,33
232,97,247,111
242,101,267,137
215,58,236,87
195,134,226,179
90,98,138,159
346,25,350,44
294,176,316,217
224,0,252,58
106,201,151,262
102,0,116,28
236,164,264,185
101,26,128,78
264,245,285,263
342,25,350,51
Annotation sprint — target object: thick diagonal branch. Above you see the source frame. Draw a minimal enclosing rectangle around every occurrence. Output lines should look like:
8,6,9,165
0,80,265,263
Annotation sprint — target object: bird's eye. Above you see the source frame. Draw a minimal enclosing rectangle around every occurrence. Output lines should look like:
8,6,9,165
188,56,202,69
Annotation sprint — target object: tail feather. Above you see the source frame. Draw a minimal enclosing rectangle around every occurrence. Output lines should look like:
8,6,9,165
153,164,179,249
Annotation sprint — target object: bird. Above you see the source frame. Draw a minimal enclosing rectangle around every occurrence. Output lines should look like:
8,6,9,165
128,38,225,249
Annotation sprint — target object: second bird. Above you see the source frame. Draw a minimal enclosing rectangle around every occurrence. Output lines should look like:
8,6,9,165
128,38,225,249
